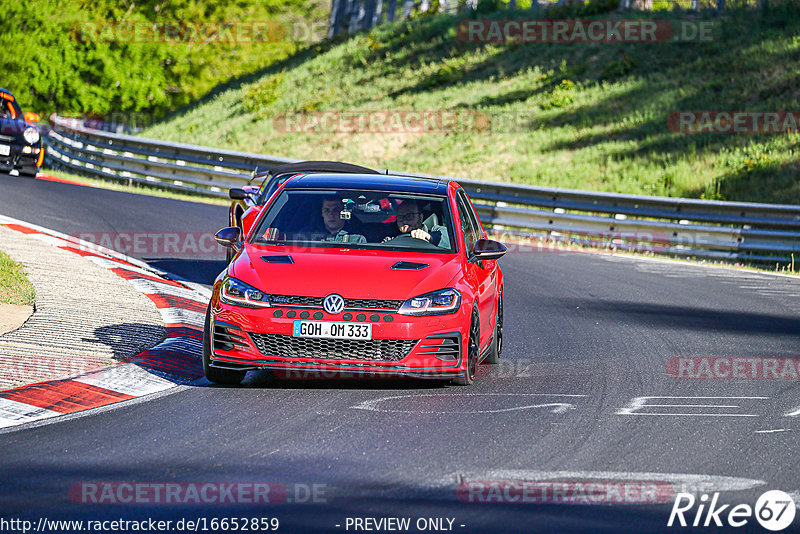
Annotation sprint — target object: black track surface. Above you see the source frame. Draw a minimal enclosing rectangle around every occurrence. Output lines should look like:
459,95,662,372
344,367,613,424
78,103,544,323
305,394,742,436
1,174,799,533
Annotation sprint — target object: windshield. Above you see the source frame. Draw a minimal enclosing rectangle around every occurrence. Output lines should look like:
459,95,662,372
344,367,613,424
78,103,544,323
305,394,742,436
257,172,296,204
250,188,456,253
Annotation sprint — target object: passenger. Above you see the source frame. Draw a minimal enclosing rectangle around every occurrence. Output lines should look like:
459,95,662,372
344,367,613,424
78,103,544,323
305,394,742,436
319,196,366,244
385,200,450,249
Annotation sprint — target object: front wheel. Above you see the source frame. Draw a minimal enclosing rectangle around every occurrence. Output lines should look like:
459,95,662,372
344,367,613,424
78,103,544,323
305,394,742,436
453,310,480,386
485,290,503,365
203,304,246,386
18,165,39,177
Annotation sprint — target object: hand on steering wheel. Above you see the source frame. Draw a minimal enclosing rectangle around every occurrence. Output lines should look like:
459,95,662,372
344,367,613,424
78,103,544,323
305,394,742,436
409,229,431,241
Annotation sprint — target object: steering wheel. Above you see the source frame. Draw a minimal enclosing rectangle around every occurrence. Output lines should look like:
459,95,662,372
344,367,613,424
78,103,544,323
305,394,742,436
384,234,428,244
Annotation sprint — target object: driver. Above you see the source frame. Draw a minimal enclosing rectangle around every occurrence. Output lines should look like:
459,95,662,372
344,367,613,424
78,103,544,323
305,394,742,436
319,196,366,244
384,200,450,249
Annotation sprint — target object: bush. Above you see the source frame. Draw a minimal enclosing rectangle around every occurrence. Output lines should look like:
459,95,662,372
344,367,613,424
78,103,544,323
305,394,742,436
243,72,285,113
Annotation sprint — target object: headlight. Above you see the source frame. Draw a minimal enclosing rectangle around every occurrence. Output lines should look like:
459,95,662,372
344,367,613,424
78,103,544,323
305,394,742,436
219,276,270,308
397,288,461,316
23,127,39,145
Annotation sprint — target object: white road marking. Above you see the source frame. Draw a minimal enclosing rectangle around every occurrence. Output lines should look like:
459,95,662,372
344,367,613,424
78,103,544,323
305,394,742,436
86,256,159,277
754,429,792,434
30,233,69,248
0,398,60,428
159,307,205,327
128,278,208,301
352,393,587,414
616,396,768,417
74,364,176,396
783,406,800,417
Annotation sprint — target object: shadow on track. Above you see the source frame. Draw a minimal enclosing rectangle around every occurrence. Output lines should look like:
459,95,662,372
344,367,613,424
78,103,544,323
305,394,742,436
144,258,227,286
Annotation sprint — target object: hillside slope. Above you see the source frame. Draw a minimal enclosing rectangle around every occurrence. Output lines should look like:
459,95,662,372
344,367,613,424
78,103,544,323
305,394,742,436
2,0,326,120
143,3,800,203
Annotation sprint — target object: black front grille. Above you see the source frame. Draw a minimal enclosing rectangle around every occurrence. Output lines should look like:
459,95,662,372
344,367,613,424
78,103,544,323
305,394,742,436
269,294,321,307
345,298,402,310
267,294,401,310
249,333,417,362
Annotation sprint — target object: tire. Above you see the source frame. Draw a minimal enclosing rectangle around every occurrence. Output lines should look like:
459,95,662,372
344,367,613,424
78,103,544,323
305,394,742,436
453,309,480,386
18,165,38,177
485,289,503,365
203,304,246,386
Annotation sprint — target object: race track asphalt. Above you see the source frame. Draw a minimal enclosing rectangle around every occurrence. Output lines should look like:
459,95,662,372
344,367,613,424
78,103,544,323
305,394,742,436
1,174,799,533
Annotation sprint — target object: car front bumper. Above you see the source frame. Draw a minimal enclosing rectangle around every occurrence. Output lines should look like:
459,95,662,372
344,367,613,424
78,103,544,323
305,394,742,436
0,141,43,173
208,295,470,379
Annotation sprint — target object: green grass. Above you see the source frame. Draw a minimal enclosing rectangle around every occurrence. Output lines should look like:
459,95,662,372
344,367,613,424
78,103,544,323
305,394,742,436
0,251,35,307
44,171,229,206
1,0,328,119
142,1,800,204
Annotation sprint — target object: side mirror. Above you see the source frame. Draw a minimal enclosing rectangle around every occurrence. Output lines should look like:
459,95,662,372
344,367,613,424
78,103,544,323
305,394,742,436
23,112,40,123
215,227,242,249
472,239,507,260
229,188,248,200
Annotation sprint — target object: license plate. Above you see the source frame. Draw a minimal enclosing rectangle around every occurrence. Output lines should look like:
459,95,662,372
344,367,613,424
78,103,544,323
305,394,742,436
0,145,9,156
292,320,372,340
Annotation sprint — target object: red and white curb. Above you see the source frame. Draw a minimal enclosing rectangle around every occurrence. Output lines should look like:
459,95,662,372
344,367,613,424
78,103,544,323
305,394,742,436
0,215,211,430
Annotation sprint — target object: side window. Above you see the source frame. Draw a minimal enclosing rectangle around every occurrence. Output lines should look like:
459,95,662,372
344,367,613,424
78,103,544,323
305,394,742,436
456,192,479,256
462,192,484,239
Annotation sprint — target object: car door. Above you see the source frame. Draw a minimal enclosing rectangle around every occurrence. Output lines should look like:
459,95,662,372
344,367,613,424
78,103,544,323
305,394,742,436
455,190,495,350
463,192,500,341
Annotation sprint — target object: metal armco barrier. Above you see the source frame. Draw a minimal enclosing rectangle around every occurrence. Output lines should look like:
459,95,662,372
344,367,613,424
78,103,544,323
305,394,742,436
45,114,800,264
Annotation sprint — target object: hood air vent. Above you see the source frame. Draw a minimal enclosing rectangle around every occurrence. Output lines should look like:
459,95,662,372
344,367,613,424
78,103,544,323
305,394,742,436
391,261,429,270
261,255,294,264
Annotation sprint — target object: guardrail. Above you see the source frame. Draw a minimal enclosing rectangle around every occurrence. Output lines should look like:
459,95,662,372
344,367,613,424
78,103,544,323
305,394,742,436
45,114,800,264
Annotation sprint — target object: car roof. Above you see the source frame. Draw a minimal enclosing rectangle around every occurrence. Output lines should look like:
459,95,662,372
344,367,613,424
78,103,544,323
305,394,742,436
257,161,380,179
284,173,450,195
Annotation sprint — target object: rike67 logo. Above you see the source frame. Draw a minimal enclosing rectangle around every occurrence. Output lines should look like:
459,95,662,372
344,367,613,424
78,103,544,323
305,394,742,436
668,490,796,531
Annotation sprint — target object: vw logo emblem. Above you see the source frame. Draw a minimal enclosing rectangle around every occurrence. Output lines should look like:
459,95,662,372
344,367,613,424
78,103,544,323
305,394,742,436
323,294,345,315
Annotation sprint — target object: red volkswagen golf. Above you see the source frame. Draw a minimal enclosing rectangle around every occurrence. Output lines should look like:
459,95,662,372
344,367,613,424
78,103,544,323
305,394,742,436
204,173,506,386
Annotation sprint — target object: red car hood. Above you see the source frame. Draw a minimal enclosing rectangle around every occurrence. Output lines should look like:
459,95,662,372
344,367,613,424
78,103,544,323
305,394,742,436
229,244,462,300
